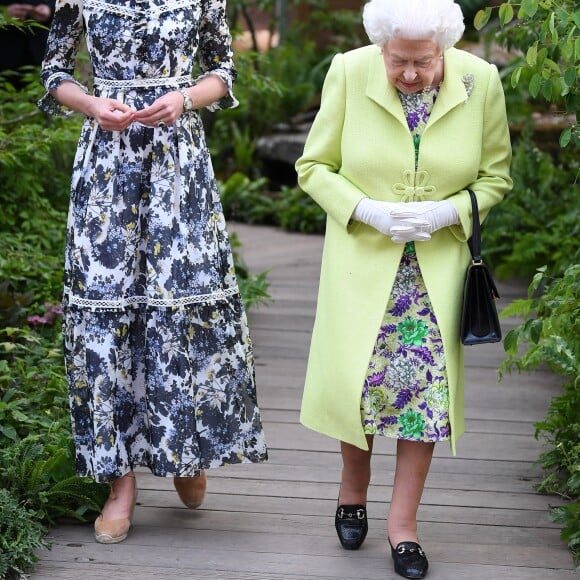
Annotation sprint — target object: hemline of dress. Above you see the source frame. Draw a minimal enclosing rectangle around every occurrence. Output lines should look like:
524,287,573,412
82,453,269,484
362,429,450,444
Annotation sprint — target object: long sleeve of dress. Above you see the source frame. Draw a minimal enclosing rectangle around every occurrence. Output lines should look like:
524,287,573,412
195,0,238,111
38,0,88,116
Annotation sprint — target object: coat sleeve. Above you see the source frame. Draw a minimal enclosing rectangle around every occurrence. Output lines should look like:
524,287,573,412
448,64,512,241
295,53,367,231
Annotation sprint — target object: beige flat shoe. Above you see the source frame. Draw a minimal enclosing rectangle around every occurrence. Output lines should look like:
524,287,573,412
174,472,207,509
95,473,137,544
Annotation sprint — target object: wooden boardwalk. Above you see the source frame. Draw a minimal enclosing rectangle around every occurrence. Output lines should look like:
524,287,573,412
33,223,576,579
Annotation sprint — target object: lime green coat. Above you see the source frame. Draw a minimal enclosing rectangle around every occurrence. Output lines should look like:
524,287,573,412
296,45,512,454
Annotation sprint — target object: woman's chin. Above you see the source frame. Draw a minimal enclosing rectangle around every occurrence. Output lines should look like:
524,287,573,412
397,82,422,94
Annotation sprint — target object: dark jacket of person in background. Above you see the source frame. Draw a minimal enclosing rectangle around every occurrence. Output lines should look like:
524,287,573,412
0,0,55,75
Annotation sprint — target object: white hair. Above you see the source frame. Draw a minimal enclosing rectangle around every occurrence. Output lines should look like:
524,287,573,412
362,0,465,50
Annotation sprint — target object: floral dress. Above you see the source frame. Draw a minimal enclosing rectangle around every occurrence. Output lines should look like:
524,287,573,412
39,0,267,482
360,86,451,443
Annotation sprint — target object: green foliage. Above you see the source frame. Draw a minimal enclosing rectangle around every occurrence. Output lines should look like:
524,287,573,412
499,264,579,562
229,232,271,310
0,436,109,526
238,271,271,311
219,172,325,234
474,1,580,564
209,0,367,176
501,265,579,376
0,325,69,445
209,41,324,176
475,0,579,147
483,128,579,278
0,488,48,580
220,172,276,222
0,231,65,324
551,503,580,562
455,0,489,30
0,73,80,250
276,184,326,234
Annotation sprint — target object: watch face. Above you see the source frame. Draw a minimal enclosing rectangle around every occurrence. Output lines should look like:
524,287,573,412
181,90,193,111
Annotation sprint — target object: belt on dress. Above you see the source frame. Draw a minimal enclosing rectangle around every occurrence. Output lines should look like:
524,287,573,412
93,74,192,89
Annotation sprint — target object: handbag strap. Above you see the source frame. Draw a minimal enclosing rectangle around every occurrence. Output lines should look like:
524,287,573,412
467,189,482,264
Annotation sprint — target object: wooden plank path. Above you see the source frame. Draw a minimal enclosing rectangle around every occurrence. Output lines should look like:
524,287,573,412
33,223,576,579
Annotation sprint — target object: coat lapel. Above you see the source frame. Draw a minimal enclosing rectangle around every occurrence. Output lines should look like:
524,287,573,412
365,46,408,130
426,48,469,129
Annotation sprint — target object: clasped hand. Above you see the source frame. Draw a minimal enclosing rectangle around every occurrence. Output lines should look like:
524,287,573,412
353,198,459,243
89,92,184,132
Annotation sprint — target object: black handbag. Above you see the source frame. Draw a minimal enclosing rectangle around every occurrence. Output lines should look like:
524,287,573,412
460,189,502,345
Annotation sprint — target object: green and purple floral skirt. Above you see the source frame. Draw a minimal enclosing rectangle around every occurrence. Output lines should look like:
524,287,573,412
361,242,451,442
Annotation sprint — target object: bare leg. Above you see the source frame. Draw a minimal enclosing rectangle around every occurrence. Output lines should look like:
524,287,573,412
339,435,374,504
100,471,137,521
387,439,434,546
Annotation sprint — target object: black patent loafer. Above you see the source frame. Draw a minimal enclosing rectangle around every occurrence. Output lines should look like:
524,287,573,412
389,539,429,579
335,504,368,550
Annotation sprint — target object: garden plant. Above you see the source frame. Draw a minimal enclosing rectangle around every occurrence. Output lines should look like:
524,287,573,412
475,0,579,564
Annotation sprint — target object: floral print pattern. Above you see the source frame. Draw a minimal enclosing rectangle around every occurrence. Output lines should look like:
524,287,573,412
40,0,267,482
361,86,450,443
399,86,440,168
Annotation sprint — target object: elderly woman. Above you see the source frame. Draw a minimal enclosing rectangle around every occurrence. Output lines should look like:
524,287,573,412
295,0,511,577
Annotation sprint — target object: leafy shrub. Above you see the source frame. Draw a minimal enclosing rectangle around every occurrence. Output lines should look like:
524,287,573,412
229,232,271,310
0,488,48,580
0,234,64,316
276,184,325,234
207,42,321,177
483,129,579,278
220,172,276,223
219,172,325,234
476,1,579,565
500,264,579,563
0,325,68,445
475,0,579,148
0,74,79,251
0,436,108,526
209,0,367,177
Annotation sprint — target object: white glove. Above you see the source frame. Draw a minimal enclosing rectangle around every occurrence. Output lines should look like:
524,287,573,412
352,198,431,243
390,200,460,234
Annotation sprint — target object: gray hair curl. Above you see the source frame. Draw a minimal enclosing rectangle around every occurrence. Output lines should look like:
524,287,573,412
362,0,465,50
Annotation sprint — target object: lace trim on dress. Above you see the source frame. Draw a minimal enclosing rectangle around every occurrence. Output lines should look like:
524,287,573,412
93,75,192,89
64,286,240,310
85,0,197,17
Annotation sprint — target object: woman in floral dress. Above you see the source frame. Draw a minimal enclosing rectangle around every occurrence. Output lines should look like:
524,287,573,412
39,0,267,544
296,0,511,577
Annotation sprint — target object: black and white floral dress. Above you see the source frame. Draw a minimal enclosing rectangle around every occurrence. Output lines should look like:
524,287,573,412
39,0,267,482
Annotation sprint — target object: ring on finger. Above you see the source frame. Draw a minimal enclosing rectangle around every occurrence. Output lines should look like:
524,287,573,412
157,119,166,128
